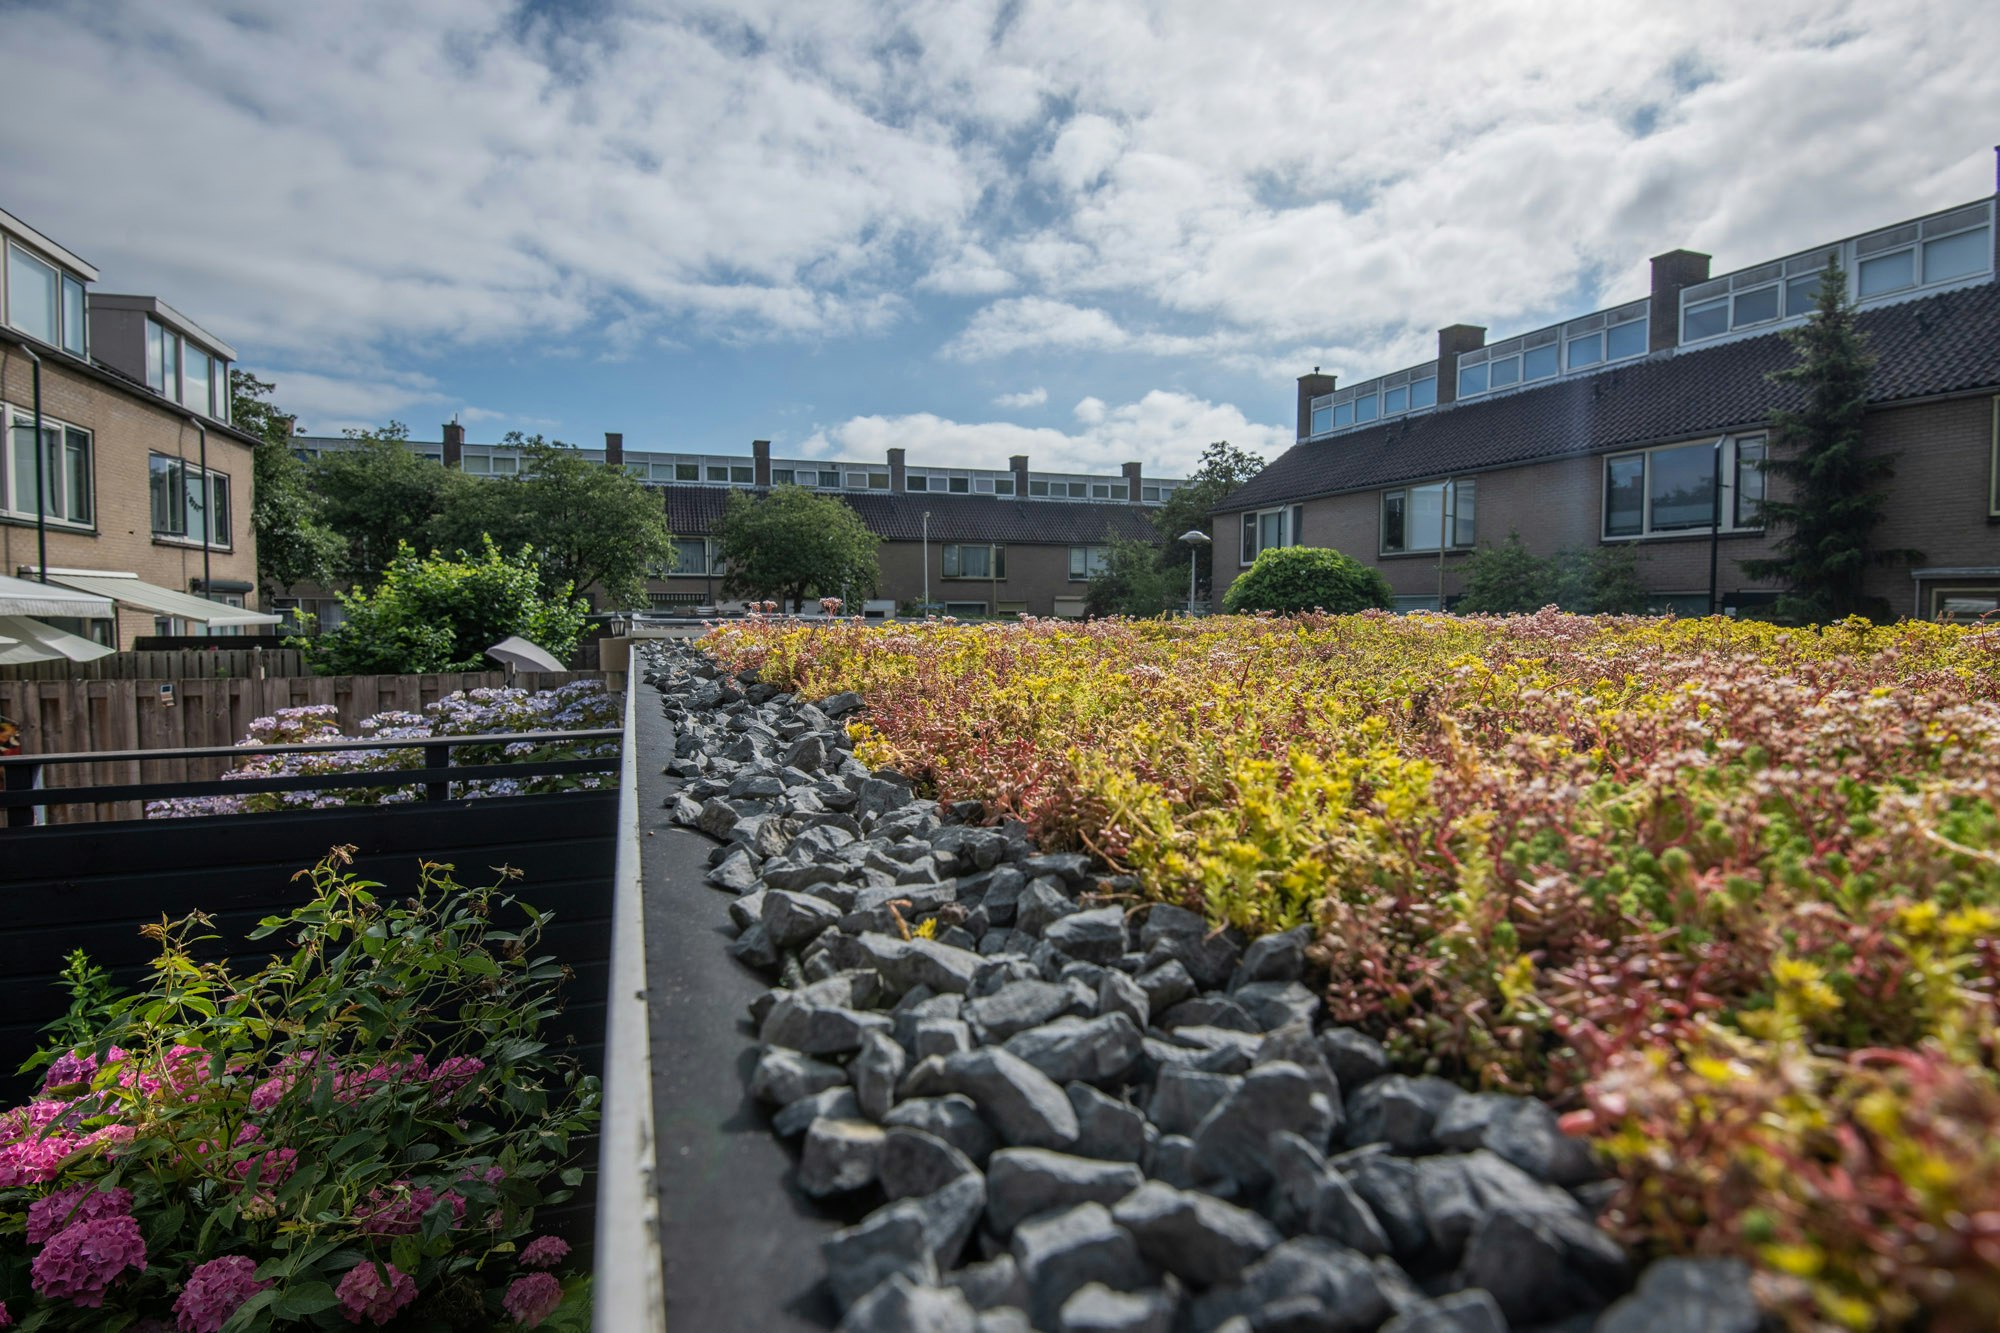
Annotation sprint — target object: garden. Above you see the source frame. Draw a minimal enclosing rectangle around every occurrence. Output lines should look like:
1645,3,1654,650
704,608,2000,1330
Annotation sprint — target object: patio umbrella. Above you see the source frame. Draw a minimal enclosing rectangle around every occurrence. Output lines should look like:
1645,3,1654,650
485,636,566,674
0,616,117,665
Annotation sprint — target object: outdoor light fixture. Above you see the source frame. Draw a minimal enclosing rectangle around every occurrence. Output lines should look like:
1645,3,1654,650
1179,529,1211,615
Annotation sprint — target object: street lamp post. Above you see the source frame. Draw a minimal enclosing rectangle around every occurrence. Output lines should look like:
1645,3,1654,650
1179,530,1211,616
922,511,931,614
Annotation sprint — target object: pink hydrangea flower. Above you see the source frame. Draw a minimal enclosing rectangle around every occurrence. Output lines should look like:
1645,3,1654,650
42,1051,101,1091
174,1255,270,1333
229,1147,298,1189
356,1182,463,1236
0,1300,11,1326
30,1213,148,1307
0,1133,79,1187
427,1056,485,1099
518,1235,569,1270
335,1261,416,1326
502,1272,564,1327
26,1184,132,1244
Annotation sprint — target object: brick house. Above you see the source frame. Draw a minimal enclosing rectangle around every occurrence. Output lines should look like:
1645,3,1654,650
0,207,274,647
1217,193,2000,620
291,432,1188,619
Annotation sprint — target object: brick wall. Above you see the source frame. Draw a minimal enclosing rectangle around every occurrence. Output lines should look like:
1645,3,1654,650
648,539,1105,615
0,346,260,647
1217,393,1999,614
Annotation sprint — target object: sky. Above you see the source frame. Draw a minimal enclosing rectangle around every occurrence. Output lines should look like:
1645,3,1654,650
4,0,1997,478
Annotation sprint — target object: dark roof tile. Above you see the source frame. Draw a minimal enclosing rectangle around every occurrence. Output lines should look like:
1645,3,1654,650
1221,280,2000,513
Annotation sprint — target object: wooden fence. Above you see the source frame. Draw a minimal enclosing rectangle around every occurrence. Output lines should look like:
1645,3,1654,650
0,670,603,823
0,647,308,682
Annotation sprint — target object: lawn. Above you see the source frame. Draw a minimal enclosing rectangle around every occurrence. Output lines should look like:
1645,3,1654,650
707,609,2000,1330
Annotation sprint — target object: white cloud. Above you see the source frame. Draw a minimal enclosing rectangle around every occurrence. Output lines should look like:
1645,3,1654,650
1073,396,1106,424
943,297,1246,362
993,386,1048,409
799,390,1291,477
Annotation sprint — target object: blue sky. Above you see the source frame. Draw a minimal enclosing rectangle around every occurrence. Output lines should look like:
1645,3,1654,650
4,0,1998,477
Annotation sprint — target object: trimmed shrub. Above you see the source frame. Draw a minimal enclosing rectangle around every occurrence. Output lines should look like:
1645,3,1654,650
1221,546,1393,615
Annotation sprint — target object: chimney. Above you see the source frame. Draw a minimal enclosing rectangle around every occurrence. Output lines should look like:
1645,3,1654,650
752,439,771,487
1296,370,1337,438
1648,249,1712,352
1433,326,1486,406
603,431,623,470
441,420,465,469
887,447,907,494
1010,454,1030,498
1121,461,1143,504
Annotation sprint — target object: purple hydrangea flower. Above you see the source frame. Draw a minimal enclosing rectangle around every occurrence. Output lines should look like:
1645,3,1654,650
174,1255,270,1333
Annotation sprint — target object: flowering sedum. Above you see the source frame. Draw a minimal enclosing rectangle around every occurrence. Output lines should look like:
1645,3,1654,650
709,608,2000,1329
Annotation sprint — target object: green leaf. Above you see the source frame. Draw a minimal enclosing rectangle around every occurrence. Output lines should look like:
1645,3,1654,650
273,1280,341,1317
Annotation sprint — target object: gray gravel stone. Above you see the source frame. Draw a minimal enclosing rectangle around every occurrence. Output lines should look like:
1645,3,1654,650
1003,1014,1145,1087
1097,969,1150,1029
750,1047,847,1106
1111,1180,1283,1288
1454,1203,1628,1326
1188,1062,1339,1190
1317,1028,1389,1094
975,1310,1032,1333
1143,927,1242,992
913,1171,989,1271
1338,1148,1429,1261
1044,906,1128,964
697,796,740,839
1264,1131,1331,1235
835,1275,978,1333
855,1030,909,1121
1159,995,1259,1033
1148,1067,1242,1137
980,867,1027,925
1016,878,1078,937
1067,1083,1149,1163
1346,1075,1463,1154
1023,851,1093,885
947,1254,1030,1312
880,1127,980,1200
727,920,780,968
1593,1257,1760,1333
1058,1283,1174,1333
1190,1236,1391,1333
1311,1171,1392,1257
1135,960,1197,1013
1230,980,1321,1031
1442,1096,1597,1187
884,1094,1001,1165
940,1048,1081,1150
870,936,985,996
1417,1150,1590,1264
705,845,761,892
728,889,768,932
799,1117,887,1197
773,1086,861,1137
762,888,845,949
966,980,1075,1043
759,999,893,1056
1229,925,1310,989
986,1147,1146,1237
1378,1289,1507,1333
1255,1024,1342,1129
1011,1202,1151,1331
914,1017,975,1060
824,1206,937,1312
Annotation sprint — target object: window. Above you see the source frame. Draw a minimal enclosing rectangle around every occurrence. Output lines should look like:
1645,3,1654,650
975,478,994,494
184,347,211,419
1353,394,1379,423
844,472,867,489
1606,317,1646,360
1069,545,1111,580
1683,297,1729,341
489,454,517,475
1332,400,1354,429
1311,400,1333,435
942,601,987,617
908,474,928,491
949,476,970,494
1785,272,1823,318
1603,437,1764,540
942,544,1004,579
146,319,181,401
1091,483,1110,499
1383,385,1408,415
4,410,93,525
1567,330,1604,368
707,465,729,482
818,470,840,487
1925,227,1990,283
731,466,753,484
1523,342,1559,382
1030,480,1050,496
1857,249,1915,298
1989,397,1999,520
1143,485,1161,501
5,245,60,345
671,537,710,576
1732,285,1780,328
1240,506,1295,564
1458,361,1488,397
994,478,1015,496
772,468,794,485
60,276,85,356
868,473,889,490
1067,482,1086,498
1381,479,1475,554
148,453,230,546
1410,376,1437,408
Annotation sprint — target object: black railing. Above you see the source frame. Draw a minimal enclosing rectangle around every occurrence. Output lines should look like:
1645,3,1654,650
1,728,623,827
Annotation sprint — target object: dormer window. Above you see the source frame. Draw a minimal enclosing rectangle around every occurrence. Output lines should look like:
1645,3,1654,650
6,244,86,355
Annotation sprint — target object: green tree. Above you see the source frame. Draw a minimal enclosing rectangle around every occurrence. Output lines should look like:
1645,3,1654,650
308,427,473,584
1457,534,1651,614
1737,259,1915,621
431,434,674,607
1222,546,1393,615
228,370,343,599
711,484,881,612
1155,441,1268,597
1083,534,1174,617
302,539,586,675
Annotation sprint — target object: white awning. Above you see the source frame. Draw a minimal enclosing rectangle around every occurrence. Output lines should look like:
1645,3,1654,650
0,616,117,664
0,573,114,619
41,569,282,626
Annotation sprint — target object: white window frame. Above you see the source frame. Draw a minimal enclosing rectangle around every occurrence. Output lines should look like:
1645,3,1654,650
3,404,94,528
1239,505,1301,566
668,536,714,577
1380,478,1476,556
942,543,1005,580
5,242,70,349
1068,545,1111,581
1601,435,1765,542
148,452,232,549
1988,396,1999,521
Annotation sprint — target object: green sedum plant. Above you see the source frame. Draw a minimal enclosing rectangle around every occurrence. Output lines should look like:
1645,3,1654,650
0,850,598,1330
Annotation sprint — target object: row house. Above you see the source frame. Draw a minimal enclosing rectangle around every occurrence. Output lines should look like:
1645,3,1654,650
1218,188,2000,621
0,206,275,649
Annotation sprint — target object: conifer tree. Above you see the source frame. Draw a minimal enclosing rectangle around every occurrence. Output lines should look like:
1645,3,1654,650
1738,260,1916,621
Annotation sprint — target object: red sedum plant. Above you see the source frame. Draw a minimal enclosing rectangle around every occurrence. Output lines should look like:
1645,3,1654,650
0,850,597,1330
